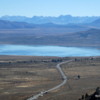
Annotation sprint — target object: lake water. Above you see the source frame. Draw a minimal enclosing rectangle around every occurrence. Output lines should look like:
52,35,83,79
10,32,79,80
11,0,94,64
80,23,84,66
0,45,100,57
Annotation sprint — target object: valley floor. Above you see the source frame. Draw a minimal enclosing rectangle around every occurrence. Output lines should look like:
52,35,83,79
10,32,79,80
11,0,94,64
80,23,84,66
0,56,100,100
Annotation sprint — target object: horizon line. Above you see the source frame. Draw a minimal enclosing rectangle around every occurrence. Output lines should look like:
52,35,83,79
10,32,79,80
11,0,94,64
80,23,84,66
0,14,100,18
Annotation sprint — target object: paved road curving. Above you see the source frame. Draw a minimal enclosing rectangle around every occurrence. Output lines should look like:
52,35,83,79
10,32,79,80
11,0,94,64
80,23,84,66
27,60,73,100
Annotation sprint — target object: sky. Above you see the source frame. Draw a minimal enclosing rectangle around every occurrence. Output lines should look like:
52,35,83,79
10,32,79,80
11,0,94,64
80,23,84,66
0,0,100,17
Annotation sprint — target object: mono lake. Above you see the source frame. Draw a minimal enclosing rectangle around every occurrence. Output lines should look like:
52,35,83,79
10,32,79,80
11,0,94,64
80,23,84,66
0,45,100,57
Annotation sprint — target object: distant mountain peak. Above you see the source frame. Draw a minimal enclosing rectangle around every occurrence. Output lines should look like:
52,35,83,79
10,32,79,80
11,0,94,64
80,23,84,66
0,15,100,25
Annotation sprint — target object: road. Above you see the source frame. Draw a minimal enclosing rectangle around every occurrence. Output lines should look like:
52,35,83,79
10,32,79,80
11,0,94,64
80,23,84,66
27,60,73,100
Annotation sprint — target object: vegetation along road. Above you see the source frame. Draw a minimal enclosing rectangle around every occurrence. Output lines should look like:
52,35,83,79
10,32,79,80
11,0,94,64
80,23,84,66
27,60,73,100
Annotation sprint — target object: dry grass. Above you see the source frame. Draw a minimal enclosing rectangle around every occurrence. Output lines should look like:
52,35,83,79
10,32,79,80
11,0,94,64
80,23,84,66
0,56,62,100
0,56,100,100
40,57,100,100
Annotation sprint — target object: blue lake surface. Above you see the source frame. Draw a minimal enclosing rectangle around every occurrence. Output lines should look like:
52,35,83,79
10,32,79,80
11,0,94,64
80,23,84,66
0,45,100,57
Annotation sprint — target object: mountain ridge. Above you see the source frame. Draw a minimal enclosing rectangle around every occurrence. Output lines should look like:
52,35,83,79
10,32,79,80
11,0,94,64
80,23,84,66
0,15,100,24
0,19,90,29
0,20,35,29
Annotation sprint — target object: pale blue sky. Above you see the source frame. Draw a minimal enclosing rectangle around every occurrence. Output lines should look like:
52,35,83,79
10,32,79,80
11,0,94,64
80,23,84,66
0,0,100,17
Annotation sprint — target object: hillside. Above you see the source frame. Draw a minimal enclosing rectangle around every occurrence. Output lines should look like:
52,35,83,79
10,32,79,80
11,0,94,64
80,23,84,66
0,28,100,47
89,18,100,27
0,19,91,30
0,18,99,47
92,18,100,24
0,20,35,29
